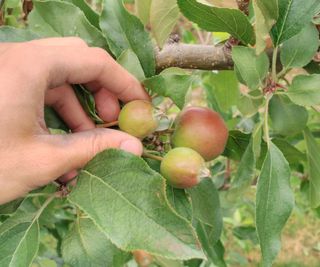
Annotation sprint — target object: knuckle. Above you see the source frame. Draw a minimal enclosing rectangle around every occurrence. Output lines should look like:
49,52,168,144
9,43,37,57
91,47,112,63
3,43,44,78
87,130,105,160
68,37,88,47
118,75,139,98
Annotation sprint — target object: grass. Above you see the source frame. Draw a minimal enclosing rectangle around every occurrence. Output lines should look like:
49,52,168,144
223,191,320,267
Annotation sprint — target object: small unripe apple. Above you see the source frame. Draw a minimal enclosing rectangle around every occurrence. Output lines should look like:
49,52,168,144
160,147,210,189
133,250,153,267
118,100,159,139
172,106,228,161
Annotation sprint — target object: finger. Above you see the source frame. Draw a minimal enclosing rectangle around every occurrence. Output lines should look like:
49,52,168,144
29,37,88,47
0,37,88,56
25,44,149,102
45,84,95,132
93,88,120,122
0,43,15,54
58,170,78,184
28,129,143,187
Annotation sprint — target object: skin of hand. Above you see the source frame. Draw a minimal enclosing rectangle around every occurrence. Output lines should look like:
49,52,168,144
0,37,150,205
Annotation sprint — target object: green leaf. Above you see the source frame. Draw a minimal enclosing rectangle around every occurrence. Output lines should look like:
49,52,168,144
29,0,108,49
68,149,204,260
271,138,306,166
305,61,320,74
150,0,180,48
281,23,319,69
232,47,269,90
237,90,264,117
62,217,129,267
252,0,278,54
135,0,152,25
117,49,146,81
226,124,261,202
257,138,306,169
256,0,279,23
166,187,192,222
203,82,225,117
287,74,320,106
187,179,222,244
0,26,39,42
73,85,103,123
223,131,251,161
177,0,255,45
256,142,294,267
252,1,271,55
0,199,23,215
0,212,39,267
45,106,69,132
66,0,100,29
233,226,259,244
188,180,225,266
143,68,193,109
4,0,21,9
195,222,226,267
232,124,261,189
269,95,308,136
154,256,184,267
100,0,155,77
303,128,320,208
271,0,320,45
0,196,54,267
202,71,240,112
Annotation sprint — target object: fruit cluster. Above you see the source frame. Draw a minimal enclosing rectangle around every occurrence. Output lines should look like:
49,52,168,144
118,100,229,189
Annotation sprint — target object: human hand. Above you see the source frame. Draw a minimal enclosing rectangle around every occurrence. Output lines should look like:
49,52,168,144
0,37,149,204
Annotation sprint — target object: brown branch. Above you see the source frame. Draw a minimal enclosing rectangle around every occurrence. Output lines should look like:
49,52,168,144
156,43,282,72
0,11,3,26
236,0,250,16
156,43,234,72
23,0,33,21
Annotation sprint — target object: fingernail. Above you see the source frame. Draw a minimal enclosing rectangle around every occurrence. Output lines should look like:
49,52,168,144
120,139,143,155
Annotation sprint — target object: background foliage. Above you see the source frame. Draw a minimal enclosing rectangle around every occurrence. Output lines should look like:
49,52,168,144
0,0,320,266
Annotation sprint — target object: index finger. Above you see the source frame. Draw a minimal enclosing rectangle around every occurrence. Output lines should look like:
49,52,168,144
18,42,150,102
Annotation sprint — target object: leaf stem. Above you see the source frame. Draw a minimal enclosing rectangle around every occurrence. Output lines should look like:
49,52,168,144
272,46,279,82
96,121,119,128
264,94,272,147
34,194,56,221
277,67,288,79
51,181,60,187
312,105,320,113
142,150,163,161
242,93,264,100
26,193,51,198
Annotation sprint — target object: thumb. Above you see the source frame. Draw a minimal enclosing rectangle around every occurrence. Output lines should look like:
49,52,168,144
41,128,143,183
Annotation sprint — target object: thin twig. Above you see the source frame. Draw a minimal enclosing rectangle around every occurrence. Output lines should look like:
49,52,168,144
96,121,119,128
272,46,279,82
312,105,320,113
263,95,272,147
142,151,163,161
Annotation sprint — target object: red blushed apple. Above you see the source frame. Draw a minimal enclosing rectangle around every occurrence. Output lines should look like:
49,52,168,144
118,100,159,139
172,106,228,161
160,147,210,189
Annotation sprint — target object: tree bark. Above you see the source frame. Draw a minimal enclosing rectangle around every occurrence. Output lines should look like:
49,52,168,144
155,43,283,73
156,43,234,72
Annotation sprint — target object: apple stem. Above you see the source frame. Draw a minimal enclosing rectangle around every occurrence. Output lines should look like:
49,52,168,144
143,150,163,161
272,46,279,82
264,94,272,147
96,121,119,128
199,167,211,179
